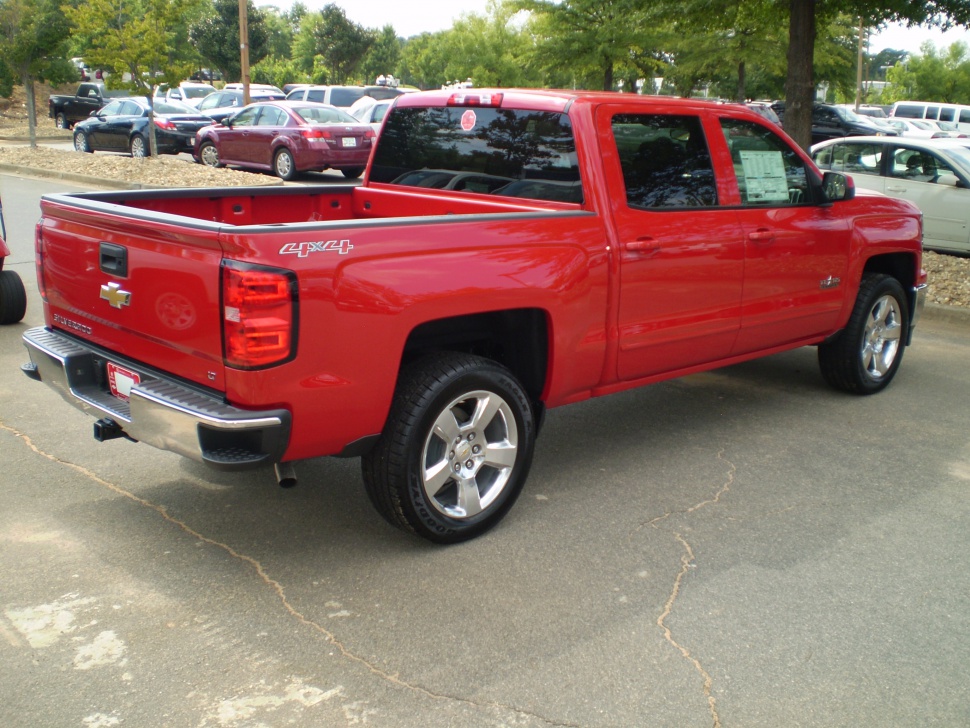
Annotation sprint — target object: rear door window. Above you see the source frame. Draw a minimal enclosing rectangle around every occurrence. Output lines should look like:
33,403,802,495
611,114,717,208
371,106,582,204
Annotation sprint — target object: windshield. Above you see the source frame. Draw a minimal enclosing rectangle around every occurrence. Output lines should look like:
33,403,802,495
294,105,357,124
182,86,213,99
370,106,583,204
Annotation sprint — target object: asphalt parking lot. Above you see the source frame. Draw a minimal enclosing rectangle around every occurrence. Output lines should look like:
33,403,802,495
1,173,969,727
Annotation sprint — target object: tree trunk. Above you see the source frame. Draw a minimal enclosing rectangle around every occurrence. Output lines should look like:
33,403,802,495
784,0,816,150
736,60,746,103
603,58,613,92
20,75,38,149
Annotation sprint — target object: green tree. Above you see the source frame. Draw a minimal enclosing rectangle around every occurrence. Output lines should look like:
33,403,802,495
882,40,970,102
515,0,666,91
189,0,270,82
783,1,970,149
359,25,402,86
292,4,372,84
66,0,207,91
0,0,74,146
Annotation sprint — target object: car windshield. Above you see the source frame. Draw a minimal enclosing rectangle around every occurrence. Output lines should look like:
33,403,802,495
181,86,213,99
370,106,583,204
833,106,862,122
294,105,357,124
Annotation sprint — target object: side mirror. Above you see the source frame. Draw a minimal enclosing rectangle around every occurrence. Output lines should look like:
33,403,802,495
822,171,854,203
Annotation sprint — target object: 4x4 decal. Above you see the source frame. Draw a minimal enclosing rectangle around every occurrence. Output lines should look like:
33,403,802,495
279,239,353,258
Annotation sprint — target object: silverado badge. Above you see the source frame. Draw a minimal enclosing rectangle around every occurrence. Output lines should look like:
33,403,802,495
100,282,132,308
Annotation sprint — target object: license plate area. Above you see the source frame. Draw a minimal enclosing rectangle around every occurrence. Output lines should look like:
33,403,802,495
341,137,357,147
107,361,141,401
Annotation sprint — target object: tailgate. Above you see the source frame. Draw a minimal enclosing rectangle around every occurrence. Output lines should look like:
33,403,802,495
38,196,227,391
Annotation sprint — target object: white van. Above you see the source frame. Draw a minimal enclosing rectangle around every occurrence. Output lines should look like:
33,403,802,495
890,101,970,133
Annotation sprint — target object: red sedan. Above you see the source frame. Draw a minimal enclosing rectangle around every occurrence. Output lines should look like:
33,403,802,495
194,101,376,180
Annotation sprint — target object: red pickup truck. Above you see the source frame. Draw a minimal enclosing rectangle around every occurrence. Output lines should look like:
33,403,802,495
21,89,927,543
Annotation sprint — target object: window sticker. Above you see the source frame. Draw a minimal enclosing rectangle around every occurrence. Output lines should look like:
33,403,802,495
460,110,477,131
739,150,789,201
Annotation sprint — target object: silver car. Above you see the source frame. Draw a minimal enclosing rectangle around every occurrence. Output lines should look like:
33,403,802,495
812,135,970,254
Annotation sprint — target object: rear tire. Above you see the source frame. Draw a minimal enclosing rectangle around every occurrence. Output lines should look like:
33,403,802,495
129,134,148,158
340,167,364,179
273,148,296,180
818,273,909,394
0,270,27,324
55,113,69,129
361,352,536,544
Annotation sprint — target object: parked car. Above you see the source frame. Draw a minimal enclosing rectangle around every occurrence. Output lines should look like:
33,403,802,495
285,84,406,108
771,102,896,144
0,194,27,324
925,119,968,138
348,96,393,133
196,88,286,123
811,135,970,254
222,83,285,95
884,117,952,139
193,101,376,180
72,97,216,157
154,81,215,108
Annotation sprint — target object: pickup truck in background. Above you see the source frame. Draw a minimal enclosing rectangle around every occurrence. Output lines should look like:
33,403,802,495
48,82,129,129
21,89,927,543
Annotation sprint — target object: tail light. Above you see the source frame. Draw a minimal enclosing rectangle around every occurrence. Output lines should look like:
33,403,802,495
34,221,47,301
154,117,177,131
221,261,298,369
302,127,334,144
363,128,376,146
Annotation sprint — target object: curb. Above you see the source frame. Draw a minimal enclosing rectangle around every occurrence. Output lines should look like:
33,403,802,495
923,302,970,325
0,161,151,190
0,161,282,190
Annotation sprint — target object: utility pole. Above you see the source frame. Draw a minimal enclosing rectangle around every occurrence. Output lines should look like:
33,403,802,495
855,17,865,110
239,0,251,105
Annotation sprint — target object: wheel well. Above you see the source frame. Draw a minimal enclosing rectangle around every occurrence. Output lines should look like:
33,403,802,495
862,252,916,289
402,309,549,404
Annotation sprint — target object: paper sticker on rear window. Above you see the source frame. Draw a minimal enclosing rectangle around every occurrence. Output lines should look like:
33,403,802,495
739,150,789,202
461,110,477,131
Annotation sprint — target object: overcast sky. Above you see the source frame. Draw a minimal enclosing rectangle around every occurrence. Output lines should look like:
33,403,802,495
252,0,970,56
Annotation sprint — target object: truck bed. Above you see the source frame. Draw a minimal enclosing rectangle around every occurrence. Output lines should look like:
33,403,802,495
46,183,566,228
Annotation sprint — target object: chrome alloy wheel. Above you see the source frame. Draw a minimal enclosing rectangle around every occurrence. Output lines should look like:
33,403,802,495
861,293,903,379
421,390,519,519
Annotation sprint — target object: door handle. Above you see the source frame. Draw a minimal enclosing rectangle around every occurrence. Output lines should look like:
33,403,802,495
748,229,776,244
624,237,660,254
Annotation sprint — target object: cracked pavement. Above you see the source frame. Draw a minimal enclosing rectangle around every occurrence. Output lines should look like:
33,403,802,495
2,174,969,727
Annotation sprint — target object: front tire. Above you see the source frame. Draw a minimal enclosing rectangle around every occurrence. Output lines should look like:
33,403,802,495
0,270,27,324
74,131,92,153
362,353,536,544
273,148,296,180
818,273,909,394
129,134,148,158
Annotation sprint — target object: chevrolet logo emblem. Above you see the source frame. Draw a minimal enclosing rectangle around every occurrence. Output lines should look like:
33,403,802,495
100,282,132,309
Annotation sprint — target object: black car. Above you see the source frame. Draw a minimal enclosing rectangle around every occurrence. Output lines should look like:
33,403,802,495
72,97,215,157
770,102,897,145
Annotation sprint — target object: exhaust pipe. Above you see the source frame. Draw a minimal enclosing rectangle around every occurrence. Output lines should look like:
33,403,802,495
274,461,297,488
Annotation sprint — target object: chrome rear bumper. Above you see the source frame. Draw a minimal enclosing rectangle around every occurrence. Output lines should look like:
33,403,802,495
22,326,290,469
